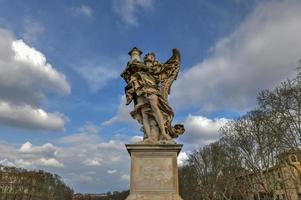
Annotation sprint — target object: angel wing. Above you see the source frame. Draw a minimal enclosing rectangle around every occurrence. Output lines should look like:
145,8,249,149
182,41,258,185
160,48,181,101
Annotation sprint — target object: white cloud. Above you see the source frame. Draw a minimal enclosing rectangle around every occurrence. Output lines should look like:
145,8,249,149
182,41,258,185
24,123,128,191
22,18,44,44
37,158,64,168
178,152,188,166
179,115,230,147
19,142,33,152
172,0,301,113
56,133,130,192
74,53,128,93
19,141,57,157
121,174,130,181
15,159,32,167
130,135,143,143
11,40,70,95
84,159,102,166
0,102,66,131
112,0,154,26
75,65,118,93
98,140,125,151
0,141,63,169
0,28,70,131
102,95,136,126
78,122,99,134
72,5,93,17
66,172,94,183
107,169,118,174
0,158,15,167
0,133,129,181
59,133,101,145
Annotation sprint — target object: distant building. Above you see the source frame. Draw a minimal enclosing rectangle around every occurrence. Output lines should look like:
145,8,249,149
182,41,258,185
240,150,301,200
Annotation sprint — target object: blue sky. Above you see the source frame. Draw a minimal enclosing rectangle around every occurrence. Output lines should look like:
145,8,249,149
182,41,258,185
0,0,301,193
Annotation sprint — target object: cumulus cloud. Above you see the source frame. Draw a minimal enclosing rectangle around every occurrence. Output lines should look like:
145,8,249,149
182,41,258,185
0,141,63,168
13,123,125,191
18,142,63,168
112,0,154,26
35,158,64,168
179,115,230,148
56,135,130,192
19,142,57,157
172,0,301,113
0,28,70,131
72,5,93,17
0,102,66,131
0,129,130,192
11,40,70,95
20,157,62,169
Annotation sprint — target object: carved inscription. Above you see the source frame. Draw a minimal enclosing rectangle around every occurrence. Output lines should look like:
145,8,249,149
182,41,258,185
133,156,175,192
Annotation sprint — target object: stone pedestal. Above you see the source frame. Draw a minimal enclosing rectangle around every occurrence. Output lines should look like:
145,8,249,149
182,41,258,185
125,144,183,200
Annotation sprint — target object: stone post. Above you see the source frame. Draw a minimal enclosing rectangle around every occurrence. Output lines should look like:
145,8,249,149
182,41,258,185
125,144,183,200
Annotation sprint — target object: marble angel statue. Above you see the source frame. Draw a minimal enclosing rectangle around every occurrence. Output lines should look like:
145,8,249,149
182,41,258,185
121,47,185,144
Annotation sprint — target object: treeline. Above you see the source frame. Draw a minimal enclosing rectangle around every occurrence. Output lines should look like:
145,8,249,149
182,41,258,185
179,69,301,200
73,190,129,200
0,165,73,200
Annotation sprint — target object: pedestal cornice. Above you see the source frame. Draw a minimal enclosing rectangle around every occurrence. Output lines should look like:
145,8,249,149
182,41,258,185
125,144,183,155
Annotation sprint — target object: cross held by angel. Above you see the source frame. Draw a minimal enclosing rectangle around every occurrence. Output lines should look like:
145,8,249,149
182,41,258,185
121,47,185,144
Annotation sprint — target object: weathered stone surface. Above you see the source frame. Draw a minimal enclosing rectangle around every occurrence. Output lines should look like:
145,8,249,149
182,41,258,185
126,144,183,200
121,48,185,144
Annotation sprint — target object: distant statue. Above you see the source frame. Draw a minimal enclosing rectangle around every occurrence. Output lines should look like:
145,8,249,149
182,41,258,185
121,47,185,144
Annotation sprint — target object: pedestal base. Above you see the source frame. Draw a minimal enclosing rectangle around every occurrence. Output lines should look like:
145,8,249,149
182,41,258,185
125,144,183,200
126,193,183,200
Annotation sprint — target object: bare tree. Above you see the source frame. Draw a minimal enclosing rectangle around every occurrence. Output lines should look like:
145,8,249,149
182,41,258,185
183,142,242,200
221,110,280,200
256,67,301,200
179,163,202,200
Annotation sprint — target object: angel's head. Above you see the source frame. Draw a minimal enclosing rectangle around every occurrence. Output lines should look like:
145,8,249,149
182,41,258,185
144,53,156,63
